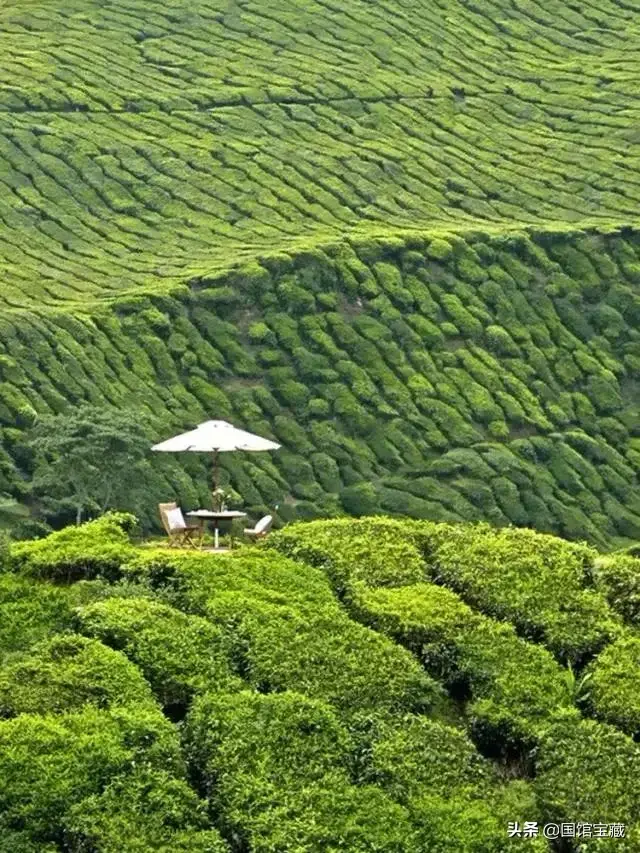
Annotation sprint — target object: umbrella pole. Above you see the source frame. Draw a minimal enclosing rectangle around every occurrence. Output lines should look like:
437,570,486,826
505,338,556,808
212,450,219,493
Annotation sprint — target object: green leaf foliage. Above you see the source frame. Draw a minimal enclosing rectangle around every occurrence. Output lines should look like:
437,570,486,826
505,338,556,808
355,582,575,754
268,517,621,664
534,717,640,850
0,574,73,654
64,768,228,853
11,513,137,582
595,554,640,626
75,597,242,709
4,515,640,845
27,405,152,526
3,229,640,542
0,633,156,717
0,704,183,845
267,517,433,592
124,548,441,719
584,635,640,738
204,592,439,718
428,525,620,663
5,0,640,839
184,690,414,853
368,717,546,852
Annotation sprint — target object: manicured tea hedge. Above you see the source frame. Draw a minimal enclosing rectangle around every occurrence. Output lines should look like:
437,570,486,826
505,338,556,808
0,704,185,846
354,582,576,754
11,512,138,582
126,548,441,719
64,769,229,853
4,229,640,542
4,0,640,842
184,689,542,853
2,27,640,312
75,597,242,710
6,515,640,847
268,518,622,664
0,573,74,653
184,690,415,852
266,516,433,593
0,633,155,717
205,592,439,718
534,716,640,852
595,554,640,626
584,636,640,738
429,525,620,663
367,715,547,853
268,519,640,843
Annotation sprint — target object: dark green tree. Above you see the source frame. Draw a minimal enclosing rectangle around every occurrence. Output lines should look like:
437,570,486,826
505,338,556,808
28,406,150,525
0,495,28,530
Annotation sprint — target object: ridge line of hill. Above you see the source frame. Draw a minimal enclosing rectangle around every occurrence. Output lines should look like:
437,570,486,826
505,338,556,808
5,220,640,317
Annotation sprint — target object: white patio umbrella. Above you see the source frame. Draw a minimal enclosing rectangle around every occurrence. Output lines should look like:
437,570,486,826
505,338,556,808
151,420,281,493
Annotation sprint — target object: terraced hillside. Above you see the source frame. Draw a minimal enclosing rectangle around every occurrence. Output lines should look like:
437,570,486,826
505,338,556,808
2,0,640,540
4,228,640,542
2,0,640,304
4,515,640,851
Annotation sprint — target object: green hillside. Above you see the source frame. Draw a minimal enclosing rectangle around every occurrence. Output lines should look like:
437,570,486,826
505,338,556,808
3,227,640,542
3,515,640,851
2,0,640,540
2,0,640,305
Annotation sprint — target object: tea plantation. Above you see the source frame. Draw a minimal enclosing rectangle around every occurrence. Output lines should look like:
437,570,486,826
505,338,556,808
4,227,640,541
2,0,640,541
1,0,640,306
2,513,640,851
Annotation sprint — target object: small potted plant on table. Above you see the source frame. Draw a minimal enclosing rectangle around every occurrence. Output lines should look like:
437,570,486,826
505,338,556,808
211,486,243,547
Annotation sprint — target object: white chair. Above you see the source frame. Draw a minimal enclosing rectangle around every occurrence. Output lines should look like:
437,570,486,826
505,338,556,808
244,514,273,541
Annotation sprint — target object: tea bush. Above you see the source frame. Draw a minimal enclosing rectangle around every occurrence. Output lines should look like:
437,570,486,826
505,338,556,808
368,716,547,853
125,548,441,719
3,221,640,541
64,768,228,853
4,511,640,845
0,574,74,654
122,548,336,615
534,717,640,851
584,636,640,737
0,633,155,717
429,525,619,663
269,518,621,664
4,0,640,830
11,513,137,583
356,582,575,754
267,517,435,592
595,554,640,626
0,704,183,845
367,715,498,799
183,690,417,851
75,597,242,710
203,592,440,718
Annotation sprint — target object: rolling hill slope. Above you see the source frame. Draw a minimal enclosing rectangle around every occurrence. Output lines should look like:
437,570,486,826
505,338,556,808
2,0,640,308
1,0,640,540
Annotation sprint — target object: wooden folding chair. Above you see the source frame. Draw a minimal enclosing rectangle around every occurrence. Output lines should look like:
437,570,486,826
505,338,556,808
158,502,202,549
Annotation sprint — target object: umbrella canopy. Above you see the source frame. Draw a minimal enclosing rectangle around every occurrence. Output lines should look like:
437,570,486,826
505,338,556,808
152,420,281,492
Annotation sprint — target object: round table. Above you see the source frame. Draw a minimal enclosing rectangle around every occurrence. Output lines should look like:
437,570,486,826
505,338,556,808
186,510,247,550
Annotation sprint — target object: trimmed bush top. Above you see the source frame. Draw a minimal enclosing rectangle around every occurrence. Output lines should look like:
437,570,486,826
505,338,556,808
4,514,640,847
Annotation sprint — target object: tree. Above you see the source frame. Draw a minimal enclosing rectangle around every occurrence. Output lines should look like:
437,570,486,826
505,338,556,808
28,406,150,525
0,495,28,530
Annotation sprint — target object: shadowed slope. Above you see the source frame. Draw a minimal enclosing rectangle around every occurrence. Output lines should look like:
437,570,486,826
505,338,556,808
2,0,640,540
2,228,640,542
